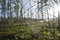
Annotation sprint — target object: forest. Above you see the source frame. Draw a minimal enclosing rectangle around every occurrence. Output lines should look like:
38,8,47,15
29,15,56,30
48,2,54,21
0,0,60,40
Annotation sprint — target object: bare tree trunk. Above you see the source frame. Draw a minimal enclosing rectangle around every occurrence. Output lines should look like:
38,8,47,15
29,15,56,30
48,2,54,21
37,0,40,21
9,0,12,24
58,11,60,30
1,0,6,24
20,0,23,22
41,0,43,20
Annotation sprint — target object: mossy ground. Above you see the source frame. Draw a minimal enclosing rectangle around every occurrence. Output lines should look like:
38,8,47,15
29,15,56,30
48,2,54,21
0,21,60,40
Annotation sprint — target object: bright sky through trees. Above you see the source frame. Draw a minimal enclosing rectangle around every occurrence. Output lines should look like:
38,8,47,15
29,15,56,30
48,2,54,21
0,0,59,20
22,0,59,21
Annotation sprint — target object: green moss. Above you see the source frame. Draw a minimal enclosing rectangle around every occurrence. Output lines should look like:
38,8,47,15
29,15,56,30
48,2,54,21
0,21,60,40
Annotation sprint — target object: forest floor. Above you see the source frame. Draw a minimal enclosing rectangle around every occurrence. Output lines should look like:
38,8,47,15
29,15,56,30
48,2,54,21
0,21,60,40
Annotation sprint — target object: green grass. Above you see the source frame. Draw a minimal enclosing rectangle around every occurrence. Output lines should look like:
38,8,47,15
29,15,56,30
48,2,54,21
0,21,60,40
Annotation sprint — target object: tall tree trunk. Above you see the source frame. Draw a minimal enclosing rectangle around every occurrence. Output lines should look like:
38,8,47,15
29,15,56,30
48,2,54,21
20,0,23,22
9,0,12,24
37,0,40,21
16,11,18,22
58,11,60,30
41,0,43,20
1,0,6,24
